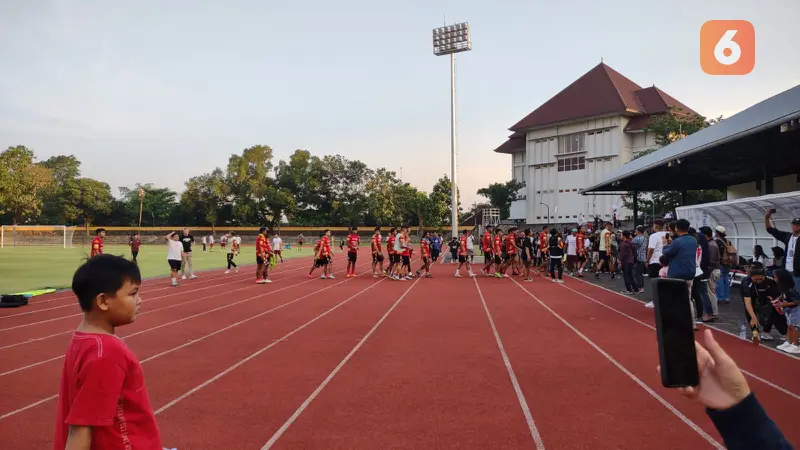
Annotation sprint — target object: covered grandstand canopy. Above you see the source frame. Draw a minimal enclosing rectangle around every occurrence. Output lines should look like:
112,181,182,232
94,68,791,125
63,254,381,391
583,84,800,193
676,191,800,259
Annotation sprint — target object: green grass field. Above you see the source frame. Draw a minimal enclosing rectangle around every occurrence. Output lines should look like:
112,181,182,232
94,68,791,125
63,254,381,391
0,244,315,294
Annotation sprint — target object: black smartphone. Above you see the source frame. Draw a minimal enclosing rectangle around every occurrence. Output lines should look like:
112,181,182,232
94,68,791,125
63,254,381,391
768,208,777,214
653,278,699,388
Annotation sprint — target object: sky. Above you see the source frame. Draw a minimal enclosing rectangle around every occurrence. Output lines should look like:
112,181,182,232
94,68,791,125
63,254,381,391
1,0,799,207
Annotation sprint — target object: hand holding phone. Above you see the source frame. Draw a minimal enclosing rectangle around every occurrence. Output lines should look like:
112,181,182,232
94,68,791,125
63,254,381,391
653,278,699,387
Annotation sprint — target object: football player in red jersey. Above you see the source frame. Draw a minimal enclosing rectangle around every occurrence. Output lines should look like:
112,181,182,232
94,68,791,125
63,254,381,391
90,228,105,257
255,227,273,284
415,231,433,278
455,229,476,278
346,226,361,278
371,227,385,278
538,225,550,272
480,225,494,276
493,228,506,278
386,227,400,279
319,229,334,279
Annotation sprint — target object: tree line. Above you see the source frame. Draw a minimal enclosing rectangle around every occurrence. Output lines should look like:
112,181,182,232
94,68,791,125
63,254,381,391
0,145,524,228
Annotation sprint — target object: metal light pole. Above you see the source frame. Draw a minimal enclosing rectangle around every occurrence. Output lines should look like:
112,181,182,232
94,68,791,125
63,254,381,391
433,22,471,238
138,188,145,230
540,202,550,227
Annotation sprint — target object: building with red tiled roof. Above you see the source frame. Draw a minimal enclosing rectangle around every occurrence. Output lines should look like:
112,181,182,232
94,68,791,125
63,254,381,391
495,62,697,225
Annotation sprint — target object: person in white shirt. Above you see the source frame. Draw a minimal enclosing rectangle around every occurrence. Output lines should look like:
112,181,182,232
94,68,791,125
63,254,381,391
644,219,668,308
201,235,207,252
272,234,284,263
225,232,240,274
566,229,579,275
466,233,475,263
165,231,184,287
208,234,215,252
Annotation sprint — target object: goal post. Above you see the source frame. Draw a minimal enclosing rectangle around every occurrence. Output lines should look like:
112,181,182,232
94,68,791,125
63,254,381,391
0,225,77,248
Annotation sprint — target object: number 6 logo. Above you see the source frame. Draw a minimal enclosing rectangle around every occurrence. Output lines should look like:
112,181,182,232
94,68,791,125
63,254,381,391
701,20,755,75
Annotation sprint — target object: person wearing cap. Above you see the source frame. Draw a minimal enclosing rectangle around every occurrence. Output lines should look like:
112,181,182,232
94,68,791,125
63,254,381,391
765,211,800,289
713,225,733,304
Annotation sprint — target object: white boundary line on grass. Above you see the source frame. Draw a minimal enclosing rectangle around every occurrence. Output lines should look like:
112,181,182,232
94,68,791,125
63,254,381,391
566,274,800,362
156,277,399,418
556,282,800,401
511,279,725,450
0,265,372,421
472,278,545,450
260,278,421,449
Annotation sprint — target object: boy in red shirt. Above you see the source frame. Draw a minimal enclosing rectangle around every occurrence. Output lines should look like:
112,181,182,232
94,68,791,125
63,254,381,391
455,229,476,278
480,225,494,276
54,254,165,450
255,227,273,284
319,229,334,279
371,227,385,278
90,228,105,257
493,228,506,278
415,231,433,278
386,228,398,279
129,232,141,264
346,226,361,278
308,233,325,278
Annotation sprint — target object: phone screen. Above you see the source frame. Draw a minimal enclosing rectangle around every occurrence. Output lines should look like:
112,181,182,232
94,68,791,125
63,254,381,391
653,279,699,387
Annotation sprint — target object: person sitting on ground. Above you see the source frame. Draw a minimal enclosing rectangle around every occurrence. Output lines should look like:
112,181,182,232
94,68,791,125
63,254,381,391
740,263,788,344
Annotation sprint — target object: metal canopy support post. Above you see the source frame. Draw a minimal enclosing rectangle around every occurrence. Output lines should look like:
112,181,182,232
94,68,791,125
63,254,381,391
632,191,639,227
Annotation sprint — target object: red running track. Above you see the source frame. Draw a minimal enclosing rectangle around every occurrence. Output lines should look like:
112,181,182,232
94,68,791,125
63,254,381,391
1,259,798,449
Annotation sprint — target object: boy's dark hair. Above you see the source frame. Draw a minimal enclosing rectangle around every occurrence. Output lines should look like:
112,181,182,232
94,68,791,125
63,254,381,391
374,226,381,232
622,230,631,238
659,255,670,266
389,227,396,233
95,228,105,235
524,228,531,235
259,227,267,234
699,226,713,238
748,262,765,277
323,229,330,234
351,226,358,232
542,225,548,230
774,269,796,291
72,255,141,312
675,219,691,232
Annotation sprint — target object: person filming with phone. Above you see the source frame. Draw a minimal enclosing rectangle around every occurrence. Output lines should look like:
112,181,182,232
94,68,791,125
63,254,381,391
765,210,800,289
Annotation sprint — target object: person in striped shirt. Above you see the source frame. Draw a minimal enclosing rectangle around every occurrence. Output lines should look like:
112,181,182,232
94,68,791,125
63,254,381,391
371,227,385,278
255,227,273,284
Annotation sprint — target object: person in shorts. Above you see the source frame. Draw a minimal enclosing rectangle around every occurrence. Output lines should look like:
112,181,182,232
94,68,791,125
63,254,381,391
255,227,273,284
165,231,183,287
521,229,534,281
415,231,433,278
455,229,475,278
480,225,494,276
346,226,360,277
493,228,505,278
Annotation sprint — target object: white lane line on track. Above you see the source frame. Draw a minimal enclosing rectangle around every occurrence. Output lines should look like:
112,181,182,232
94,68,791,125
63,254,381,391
472,278,545,450
0,257,313,320
155,276,394,417
564,274,800,362
0,262,377,418
260,277,419,449
557,281,800,401
512,279,725,450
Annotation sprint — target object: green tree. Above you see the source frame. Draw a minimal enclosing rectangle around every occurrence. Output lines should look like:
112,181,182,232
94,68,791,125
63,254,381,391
363,168,405,226
118,184,179,226
623,108,726,222
429,175,460,226
476,180,526,220
37,154,83,224
226,145,274,225
60,178,114,226
181,169,229,227
0,145,52,224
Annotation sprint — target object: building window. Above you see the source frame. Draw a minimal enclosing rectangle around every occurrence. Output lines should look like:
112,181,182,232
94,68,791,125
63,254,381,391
558,132,585,154
557,156,586,172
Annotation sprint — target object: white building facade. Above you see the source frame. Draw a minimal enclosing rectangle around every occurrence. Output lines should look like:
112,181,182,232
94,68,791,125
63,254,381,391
497,62,696,226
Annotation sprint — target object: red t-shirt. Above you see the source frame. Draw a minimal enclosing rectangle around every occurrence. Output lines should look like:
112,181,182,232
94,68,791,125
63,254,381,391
320,236,331,256
420,239,430,257
255,234,268,256
539,232,549,251
54,332,161,450
400,234,411,257
493,235,503,254
482,232,493,253
458,236,468,256
506,234,517,255
91,237,103,257
347,233,360,253
387,235,396,255
129,237,141,252
372,234,382,253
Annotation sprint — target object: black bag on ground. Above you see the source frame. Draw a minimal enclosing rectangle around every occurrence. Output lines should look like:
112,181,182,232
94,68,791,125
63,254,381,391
0,295,28,308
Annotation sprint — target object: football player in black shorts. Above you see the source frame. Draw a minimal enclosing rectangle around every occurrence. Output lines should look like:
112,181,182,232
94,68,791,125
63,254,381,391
371,227,385,278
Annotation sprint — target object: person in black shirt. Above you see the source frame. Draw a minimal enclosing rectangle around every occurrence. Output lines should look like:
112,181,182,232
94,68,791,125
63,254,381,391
521,229,534,282
740,263,787,344
180,227,196,280
548,228,564,283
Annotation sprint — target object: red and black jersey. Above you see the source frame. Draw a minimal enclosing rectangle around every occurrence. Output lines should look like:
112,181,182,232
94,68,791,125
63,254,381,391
347,233,360,253
320,236,331,257
458,235,468,256
401,234,411,257
372,233,382,252
90,237,103,257
493,235,503,254
481,232,493,253
387,235,396,255
539,232,549,251
505,234,517,255
420,239,431,257
256,234,270,256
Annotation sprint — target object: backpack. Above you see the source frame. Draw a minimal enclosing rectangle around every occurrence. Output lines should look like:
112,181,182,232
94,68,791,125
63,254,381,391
720,239,738,268
0,294,28,308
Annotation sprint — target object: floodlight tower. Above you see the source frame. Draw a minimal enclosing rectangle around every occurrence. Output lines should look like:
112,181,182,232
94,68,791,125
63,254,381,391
432,22,471,238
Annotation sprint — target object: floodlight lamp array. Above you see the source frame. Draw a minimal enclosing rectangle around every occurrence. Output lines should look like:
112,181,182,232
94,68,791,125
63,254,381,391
432,22,472,56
